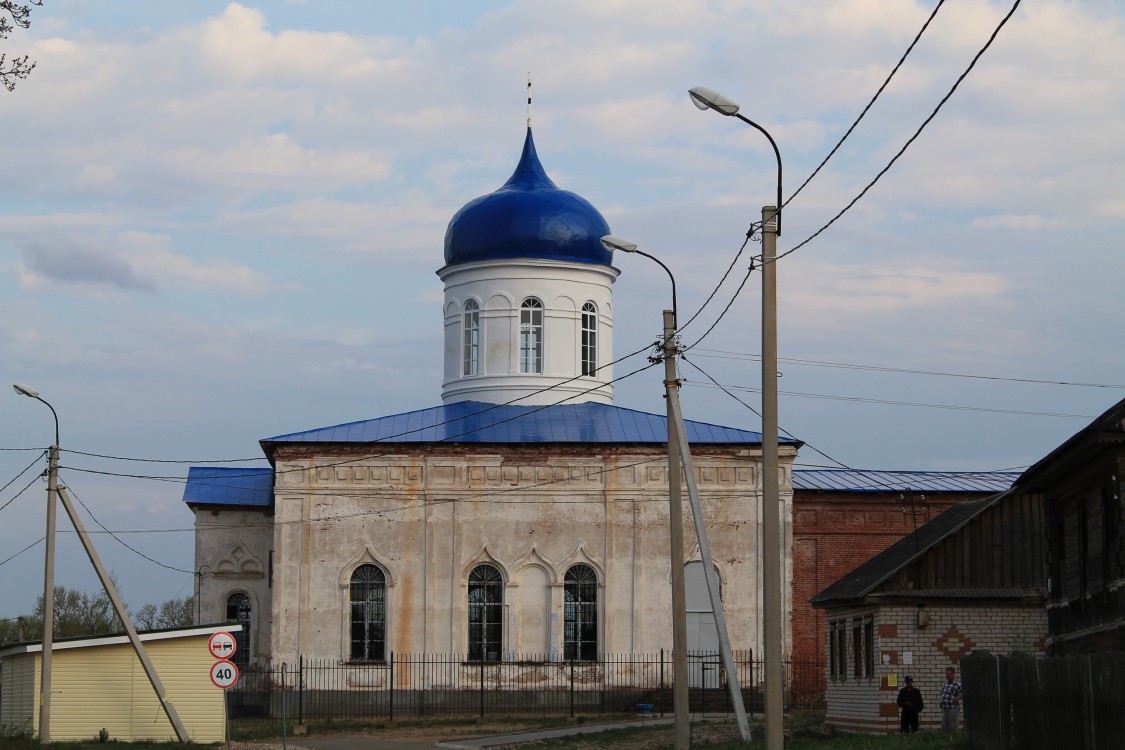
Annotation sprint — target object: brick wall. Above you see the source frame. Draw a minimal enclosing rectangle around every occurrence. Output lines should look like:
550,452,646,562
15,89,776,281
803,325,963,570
824,602,1047,734
791,491,976,695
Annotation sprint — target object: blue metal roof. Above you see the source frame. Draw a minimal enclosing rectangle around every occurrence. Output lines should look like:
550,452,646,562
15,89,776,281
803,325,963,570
792,469,1018,493
182,466,273,507
443,128,613,268
261,401,778,446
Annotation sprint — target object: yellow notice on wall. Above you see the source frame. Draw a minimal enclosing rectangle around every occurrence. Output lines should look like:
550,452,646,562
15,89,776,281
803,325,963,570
888,673,899,687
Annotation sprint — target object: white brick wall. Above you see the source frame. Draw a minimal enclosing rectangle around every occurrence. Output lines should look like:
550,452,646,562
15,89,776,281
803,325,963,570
824,602,1046,734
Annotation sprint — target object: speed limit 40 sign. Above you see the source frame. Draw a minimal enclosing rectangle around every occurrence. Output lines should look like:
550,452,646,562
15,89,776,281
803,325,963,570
210,659,239,689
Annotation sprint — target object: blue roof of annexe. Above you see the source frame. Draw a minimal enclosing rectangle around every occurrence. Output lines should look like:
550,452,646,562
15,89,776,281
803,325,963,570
183,466,273,507
260,401,772,446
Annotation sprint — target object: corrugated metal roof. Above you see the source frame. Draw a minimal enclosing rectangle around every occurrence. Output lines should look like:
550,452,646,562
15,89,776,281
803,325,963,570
261,401,785,446
182,466,273,507
792,469,1018,493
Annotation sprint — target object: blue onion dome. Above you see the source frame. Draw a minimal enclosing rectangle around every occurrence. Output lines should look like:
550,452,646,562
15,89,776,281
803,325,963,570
444,128,613,267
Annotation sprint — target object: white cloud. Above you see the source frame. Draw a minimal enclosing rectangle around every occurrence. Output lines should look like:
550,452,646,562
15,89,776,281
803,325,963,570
16,231,287,296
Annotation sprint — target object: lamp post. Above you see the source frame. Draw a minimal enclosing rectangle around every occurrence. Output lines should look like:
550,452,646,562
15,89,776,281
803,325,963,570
688,85,785,750
13,383,59,746
600,235,689,750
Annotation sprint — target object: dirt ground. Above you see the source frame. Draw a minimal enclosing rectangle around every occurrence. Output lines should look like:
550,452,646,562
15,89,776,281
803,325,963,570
238,715,828,750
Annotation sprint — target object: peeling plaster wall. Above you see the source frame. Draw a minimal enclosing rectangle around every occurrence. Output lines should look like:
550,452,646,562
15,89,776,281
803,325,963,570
192,506,273,662
193,442,796,665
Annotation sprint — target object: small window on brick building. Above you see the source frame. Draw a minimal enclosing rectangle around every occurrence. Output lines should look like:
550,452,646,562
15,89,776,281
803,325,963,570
852,622,863,678
827,622,837,679
835,623,847,681
864,619,874,677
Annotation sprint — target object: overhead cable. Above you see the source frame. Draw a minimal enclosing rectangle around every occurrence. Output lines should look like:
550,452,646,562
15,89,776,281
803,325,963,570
784,0,948,209
775,0,1022,265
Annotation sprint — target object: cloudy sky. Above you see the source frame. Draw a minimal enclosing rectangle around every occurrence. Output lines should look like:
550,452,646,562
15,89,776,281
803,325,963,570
2,0,1123,620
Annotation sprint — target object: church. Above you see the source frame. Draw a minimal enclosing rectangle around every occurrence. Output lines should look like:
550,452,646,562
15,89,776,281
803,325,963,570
183,125,799,672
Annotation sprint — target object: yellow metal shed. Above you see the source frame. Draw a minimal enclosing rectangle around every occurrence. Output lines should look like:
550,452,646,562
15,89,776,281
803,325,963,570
0,623,241,742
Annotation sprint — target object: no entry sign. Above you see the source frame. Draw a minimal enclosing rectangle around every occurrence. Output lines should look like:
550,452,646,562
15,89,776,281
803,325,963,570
210,659,239,689
208,631,238,660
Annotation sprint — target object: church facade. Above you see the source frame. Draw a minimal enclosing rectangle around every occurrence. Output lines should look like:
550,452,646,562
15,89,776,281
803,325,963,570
183,127,799,671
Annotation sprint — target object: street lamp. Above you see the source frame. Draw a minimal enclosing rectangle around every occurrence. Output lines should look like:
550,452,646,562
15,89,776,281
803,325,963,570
689,85,785,750
688,86,783,236
13,383,59,745
601,235,689,750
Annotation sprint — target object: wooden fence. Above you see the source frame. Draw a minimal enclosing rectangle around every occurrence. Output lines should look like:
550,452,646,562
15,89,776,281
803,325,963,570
962,651,1125,750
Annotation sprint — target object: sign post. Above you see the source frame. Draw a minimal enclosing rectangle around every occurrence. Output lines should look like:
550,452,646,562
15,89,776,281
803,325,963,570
208,632,239,750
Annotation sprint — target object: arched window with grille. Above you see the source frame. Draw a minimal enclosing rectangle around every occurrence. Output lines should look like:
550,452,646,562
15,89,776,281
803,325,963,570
463,299,480,376
350,564,387,661
580,302,597,376
225,592,252,666
564,564,598,661
519,298,544,373
468,564,503,661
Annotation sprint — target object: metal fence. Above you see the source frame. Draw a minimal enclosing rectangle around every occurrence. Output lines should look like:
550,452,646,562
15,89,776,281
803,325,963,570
962,651,1125,750
228,651,824,728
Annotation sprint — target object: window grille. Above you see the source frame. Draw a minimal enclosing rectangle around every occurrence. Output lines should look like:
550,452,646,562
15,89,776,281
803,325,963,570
350,564,386,661
225,592,252,666
564,564,598,661
468,564,503,661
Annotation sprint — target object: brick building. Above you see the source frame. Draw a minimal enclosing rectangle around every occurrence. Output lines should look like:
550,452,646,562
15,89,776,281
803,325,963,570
789,470,1017,705
811,489,1047,733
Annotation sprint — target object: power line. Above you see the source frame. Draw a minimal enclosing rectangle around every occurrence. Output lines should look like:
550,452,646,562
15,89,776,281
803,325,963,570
62,450,264,464
61,479,195,575
0,536,44,568
0,473,44,515
683,378,1092,419
681,355,1028,496
775,0,1022,265
690,348,1125,390
58,357,663,485
0,450,44,499
680,233,753,333
679,1,959,345
684,263,756,352
52,343,656,477
784,0,948,209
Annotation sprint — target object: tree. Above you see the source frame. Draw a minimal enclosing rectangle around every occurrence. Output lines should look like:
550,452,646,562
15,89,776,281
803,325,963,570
156,596,194,628
16,584,126,640
1,0,43,92
0,588,193,646
135,597,194,630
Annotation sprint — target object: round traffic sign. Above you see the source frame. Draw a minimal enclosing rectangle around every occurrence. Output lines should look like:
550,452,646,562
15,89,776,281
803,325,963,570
208,631,238,660
210,659,239,689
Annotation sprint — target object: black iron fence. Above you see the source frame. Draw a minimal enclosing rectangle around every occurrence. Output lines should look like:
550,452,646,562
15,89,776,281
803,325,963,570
962,651,1125,750
228,651,824,727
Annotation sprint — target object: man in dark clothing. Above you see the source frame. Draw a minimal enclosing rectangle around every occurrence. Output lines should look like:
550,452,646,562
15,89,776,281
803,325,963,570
897,675,924,733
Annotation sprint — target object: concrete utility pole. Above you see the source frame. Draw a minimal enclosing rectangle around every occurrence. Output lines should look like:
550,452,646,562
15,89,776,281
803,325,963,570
13,384,58,746
13,383,189,744
666,375,751,740
662,309,691,750
686,87,785,750
55,484,190,743
761,205,784,750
